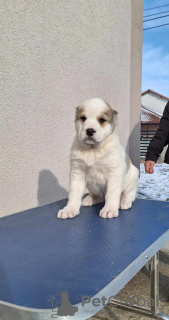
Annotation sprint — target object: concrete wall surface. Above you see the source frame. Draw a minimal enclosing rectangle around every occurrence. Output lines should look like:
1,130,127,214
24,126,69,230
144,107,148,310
0,0,143,217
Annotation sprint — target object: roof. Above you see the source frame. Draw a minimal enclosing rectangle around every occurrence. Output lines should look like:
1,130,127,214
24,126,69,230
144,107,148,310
141,89,169,101
141,106,161,124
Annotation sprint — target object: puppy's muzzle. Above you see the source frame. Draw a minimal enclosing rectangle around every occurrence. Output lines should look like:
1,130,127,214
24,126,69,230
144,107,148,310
86,128,96,137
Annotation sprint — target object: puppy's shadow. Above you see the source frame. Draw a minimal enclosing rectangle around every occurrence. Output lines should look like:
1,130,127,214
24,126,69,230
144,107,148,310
37,170,68,206
126,121,141,170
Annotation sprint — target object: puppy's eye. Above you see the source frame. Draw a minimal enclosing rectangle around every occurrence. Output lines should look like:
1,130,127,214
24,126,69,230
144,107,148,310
80,116,86,122
99,118,106,124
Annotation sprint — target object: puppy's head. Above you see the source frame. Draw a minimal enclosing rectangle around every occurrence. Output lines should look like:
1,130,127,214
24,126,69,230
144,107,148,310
75,98,118,145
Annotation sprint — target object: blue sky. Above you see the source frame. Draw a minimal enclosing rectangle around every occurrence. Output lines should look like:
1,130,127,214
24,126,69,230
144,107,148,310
142,0,169,97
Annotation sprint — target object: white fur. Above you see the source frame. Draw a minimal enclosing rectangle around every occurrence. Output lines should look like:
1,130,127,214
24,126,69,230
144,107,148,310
57,98,139,219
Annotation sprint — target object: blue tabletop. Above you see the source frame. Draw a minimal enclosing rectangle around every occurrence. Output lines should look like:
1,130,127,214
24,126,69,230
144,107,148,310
0,198,169,310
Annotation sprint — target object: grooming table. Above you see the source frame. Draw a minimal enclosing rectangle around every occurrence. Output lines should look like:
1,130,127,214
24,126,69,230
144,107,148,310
0,199,169,320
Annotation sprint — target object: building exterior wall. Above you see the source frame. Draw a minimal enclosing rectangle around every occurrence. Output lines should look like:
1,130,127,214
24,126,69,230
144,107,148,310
141,124,159,133
129,0,143,169
141,92,168,115
0,0,143,217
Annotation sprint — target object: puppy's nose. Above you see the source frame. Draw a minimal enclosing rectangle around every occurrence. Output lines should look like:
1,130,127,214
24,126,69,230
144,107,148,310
86,128,96,137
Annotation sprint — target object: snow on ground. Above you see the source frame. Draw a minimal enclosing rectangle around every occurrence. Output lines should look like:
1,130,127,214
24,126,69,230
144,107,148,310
137,163,169,201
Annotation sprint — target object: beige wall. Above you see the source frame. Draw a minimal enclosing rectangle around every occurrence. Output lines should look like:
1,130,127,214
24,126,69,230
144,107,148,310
129,0,143,168
0,0,143,217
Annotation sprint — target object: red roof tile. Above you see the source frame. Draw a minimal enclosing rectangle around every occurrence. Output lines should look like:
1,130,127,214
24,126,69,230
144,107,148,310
141,106,161,124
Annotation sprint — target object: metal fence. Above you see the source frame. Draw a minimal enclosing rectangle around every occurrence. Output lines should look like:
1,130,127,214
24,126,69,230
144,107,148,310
140,130,157,157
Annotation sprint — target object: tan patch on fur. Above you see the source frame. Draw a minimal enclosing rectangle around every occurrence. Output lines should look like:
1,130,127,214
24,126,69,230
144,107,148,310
98,102,118,127
125,153,131,171
97,114,107,127
75,106,85,121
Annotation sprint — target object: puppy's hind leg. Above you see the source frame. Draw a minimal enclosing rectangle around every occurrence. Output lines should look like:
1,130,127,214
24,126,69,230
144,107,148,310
82,194,104,207
120,166,139,210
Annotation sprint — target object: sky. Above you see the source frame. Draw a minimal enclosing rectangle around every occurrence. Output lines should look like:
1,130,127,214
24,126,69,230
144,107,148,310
142,0,169,97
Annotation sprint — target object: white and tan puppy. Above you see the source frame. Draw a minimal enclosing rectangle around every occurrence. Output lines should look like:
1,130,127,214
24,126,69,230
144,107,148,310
57,98,139,219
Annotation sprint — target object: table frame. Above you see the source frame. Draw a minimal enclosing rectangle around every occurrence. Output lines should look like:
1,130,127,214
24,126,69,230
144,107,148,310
110,252,169,320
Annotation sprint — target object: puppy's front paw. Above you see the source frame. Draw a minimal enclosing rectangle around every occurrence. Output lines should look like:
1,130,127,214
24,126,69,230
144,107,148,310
57,206,79,219
120,198,132,210
99,206,119,219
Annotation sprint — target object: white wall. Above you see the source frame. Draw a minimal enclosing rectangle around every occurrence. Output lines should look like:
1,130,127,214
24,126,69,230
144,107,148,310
141,92,168,115
0,0,143,217
129,0,143,168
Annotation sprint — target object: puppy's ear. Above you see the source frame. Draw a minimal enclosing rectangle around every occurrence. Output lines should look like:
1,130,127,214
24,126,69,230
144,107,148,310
75,106,79,121
105,102,118,127
75,105,85,121
75,106,80,121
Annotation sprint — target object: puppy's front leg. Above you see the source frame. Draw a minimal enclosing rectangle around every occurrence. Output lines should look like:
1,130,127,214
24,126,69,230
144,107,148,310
100,172,123,219
57,169,85,219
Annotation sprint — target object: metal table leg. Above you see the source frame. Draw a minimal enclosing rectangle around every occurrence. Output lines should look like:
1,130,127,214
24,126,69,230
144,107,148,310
109,252,169,319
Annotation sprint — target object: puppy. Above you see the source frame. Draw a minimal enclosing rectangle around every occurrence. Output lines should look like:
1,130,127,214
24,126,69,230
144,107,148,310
57,98,139,219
